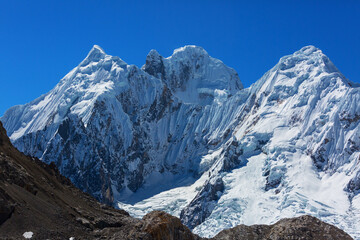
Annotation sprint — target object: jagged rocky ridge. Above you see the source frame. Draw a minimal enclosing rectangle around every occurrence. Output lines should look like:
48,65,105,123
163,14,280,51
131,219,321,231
0,121,353,239
1,45,360,238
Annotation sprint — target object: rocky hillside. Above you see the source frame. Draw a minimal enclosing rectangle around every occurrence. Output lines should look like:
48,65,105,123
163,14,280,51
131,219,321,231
0,121,353,239
0,120,198,239
212,215,353,240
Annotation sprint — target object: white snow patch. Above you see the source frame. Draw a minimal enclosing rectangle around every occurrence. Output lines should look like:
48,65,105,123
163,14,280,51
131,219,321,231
22,232,33,239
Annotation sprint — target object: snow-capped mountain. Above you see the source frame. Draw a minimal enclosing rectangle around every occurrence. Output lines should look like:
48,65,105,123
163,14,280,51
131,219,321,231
1,45,360,239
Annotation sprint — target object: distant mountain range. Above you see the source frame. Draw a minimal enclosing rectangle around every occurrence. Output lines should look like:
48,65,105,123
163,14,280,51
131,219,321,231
1,45,360,239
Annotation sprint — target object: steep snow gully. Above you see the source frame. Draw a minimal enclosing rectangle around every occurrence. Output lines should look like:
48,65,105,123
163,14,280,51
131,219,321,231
1,45,360,238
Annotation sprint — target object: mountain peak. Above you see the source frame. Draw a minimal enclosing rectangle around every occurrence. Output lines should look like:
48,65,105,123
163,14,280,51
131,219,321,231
276,45,341,75
142,45,242,105
143,49,165,79
84,45,107,63
147,49,162,59
296,45,320,56
171,45,208,58
90,44,106,54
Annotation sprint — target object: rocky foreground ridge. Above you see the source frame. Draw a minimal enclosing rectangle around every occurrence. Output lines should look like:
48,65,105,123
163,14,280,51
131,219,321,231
0,121,353,239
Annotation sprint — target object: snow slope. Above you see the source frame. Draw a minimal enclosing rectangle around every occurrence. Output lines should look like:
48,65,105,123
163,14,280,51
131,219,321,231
1,45,360,239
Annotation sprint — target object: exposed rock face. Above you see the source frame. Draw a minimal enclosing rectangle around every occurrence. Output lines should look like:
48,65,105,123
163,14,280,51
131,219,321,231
213,215,353,240
180,177,225,229
142,211,201,240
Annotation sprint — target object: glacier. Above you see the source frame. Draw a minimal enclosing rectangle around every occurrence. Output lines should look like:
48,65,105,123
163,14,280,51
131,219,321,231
1,45,360,239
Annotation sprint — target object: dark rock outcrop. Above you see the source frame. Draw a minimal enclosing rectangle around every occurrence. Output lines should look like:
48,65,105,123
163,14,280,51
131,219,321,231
180,177,224,229
213,215,353,240
142,211,201,240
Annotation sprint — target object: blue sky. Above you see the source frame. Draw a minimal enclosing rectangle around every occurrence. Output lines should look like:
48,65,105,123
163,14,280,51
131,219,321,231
0,1,359,116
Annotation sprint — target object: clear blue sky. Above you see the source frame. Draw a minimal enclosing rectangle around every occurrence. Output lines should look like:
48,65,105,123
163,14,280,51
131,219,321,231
1,1,359,116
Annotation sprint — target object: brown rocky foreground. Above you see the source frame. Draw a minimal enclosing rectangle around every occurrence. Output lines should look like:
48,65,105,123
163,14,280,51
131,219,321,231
0,122,353,240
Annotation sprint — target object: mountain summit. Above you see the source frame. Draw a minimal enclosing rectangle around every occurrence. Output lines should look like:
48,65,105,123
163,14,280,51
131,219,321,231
86,45,107,60
143,45,243,104
1,45,360,239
